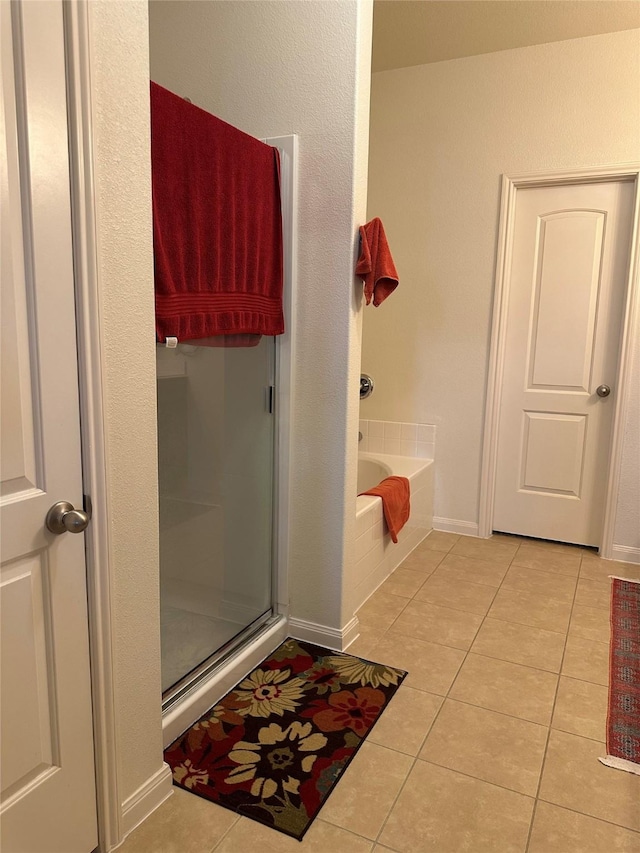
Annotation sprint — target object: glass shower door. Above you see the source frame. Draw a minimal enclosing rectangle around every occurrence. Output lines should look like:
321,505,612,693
156,337,275,696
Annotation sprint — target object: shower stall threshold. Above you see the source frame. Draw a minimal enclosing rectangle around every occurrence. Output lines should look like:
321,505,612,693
161,614,288,748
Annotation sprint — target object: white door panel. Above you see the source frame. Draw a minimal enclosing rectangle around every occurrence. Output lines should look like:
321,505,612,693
493,180,634,546
1,2,97,851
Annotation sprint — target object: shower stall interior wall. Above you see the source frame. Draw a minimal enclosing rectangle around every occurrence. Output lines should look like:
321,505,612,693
157,338,276,695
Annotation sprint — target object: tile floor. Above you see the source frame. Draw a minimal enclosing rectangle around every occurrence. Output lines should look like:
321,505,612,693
120,533,640,852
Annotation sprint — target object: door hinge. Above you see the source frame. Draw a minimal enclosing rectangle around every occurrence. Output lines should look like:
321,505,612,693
267,385,275,414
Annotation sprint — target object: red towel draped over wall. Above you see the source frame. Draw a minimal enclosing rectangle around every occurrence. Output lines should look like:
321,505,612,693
356,217,399,307
150,82,284,342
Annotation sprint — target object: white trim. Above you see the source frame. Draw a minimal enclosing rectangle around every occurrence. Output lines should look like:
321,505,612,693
265,134,298,619
478,174,516,539
432,517,479,537
600,171,640,558
610,545,640,566
118,765,174,842
288,616,359,651
162,617,288,748
341,617,360,651
63,3,122,851
479,166,640,554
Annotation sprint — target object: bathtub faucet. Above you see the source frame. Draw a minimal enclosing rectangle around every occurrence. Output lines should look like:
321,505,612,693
360,373,374,400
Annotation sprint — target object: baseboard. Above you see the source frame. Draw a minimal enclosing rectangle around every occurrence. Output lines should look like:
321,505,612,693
611,544,640,565
119,763,173,841
288,616,358,652
432,517,479,537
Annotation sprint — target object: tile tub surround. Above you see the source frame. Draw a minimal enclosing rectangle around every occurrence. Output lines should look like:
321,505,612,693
359,419,435,460
350,453,433,619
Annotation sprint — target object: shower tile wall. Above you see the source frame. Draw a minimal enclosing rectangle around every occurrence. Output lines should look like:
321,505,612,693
359,419,436,459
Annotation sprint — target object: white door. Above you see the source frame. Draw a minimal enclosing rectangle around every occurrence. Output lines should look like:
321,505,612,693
493,179,634,547
1,2,98,851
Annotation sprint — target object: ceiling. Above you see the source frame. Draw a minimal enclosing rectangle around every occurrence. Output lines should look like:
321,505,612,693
372,0,640,72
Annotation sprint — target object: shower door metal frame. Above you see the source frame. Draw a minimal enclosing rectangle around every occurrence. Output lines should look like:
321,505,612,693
159,333,277,712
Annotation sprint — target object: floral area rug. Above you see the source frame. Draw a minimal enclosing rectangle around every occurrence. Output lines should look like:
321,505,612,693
599,576,640,776
164,638,407,839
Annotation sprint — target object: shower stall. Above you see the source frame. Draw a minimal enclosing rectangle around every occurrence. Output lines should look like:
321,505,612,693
156,136,295,720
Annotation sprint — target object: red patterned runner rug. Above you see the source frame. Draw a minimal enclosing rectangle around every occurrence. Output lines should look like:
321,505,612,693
164,638,407,839
599,576,640,776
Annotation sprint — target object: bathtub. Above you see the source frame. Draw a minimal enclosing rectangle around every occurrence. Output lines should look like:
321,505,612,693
350,452,434,617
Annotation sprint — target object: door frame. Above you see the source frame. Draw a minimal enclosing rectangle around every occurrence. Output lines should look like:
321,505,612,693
479,165,640,557
64,3,123,850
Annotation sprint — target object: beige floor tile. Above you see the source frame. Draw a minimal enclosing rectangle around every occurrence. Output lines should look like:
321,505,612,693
372,847,398,852
539,730,640,831
346,627,385,660
413,574,496,615
399,548,447,573
561,635,610,686
449,654,558,725
575,578,612,610
414,530,459,552
389,599,483,650
378,569,427,599
551,676,608,741
470,618,565,672
431,553,509,587
501,565,577,602
515,538,586,556
570,604,611,643
512,545,581,577
528,802,640,853
580,555,627,583
378,761,534,852
368,686,443,755
419,699,547,796
370,633,466,695
488,588,572,633
215,817,374,852
357,591,408,630
450,535,519,565
119,788,238,853
319,742,412,840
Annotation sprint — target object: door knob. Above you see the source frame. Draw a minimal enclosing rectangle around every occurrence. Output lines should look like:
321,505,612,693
596,384,611,398
46,501,91,534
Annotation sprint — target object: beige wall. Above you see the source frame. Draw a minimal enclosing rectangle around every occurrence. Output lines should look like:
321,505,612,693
363,30,640,550
148,0,373,631
88,0,165,809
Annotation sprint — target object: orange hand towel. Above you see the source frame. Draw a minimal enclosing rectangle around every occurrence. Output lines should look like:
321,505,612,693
359,476,410,543
356,217,399,306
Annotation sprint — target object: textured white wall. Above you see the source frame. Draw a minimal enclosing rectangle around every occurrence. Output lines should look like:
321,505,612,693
148,1,373,630
363,30,640,549
88,1,164,805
